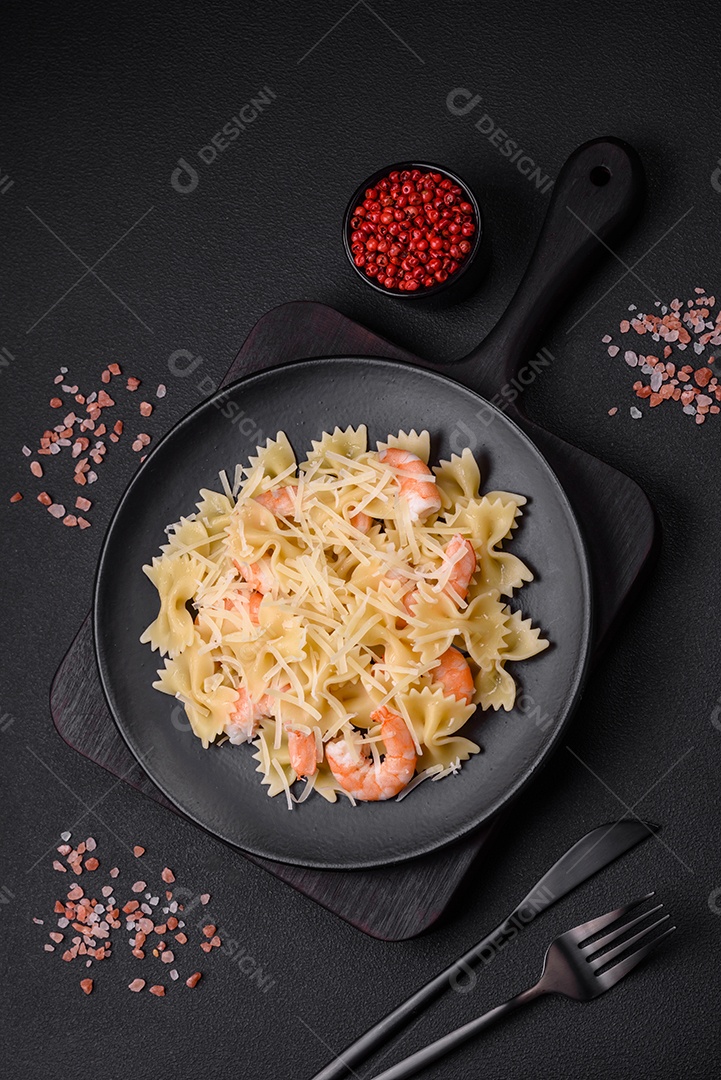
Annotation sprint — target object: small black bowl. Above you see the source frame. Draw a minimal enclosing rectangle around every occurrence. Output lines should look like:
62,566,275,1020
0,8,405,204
342,160,483,304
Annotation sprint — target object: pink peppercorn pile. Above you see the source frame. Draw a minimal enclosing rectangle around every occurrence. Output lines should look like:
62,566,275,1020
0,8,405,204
348,168,477,292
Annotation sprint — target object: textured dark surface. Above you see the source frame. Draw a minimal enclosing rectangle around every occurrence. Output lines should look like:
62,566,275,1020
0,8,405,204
3,1,721,1078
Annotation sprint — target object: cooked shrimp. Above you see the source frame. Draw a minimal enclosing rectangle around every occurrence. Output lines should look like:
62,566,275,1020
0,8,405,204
350,510,373,533
399,535,476,616
432,647,474,704
401,589,418,617
441,534,477,602
233,556,275,594
224,688,275,744
325,705,417,801
286,728,318,779
224,591,263,625
256,484,298,518
378,447,441,523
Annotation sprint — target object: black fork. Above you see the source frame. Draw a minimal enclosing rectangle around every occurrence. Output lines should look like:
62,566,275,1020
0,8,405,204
370,894,675,1080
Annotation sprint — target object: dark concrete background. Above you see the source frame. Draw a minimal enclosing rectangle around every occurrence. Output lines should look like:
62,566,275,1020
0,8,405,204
2,1,720,1076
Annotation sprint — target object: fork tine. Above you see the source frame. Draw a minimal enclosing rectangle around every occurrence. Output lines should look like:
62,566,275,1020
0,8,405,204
596,924,676,990
581,903,664,956
589,913,670,970
570,892,655,945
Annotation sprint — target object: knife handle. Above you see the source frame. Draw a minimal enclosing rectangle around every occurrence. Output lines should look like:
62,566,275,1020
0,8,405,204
309,917,513,1080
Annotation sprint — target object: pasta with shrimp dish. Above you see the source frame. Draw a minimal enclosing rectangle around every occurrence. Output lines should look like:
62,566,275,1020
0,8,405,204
140,427,548,806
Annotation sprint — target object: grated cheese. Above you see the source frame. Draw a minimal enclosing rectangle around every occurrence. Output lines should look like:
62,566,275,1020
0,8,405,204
143,428,547,808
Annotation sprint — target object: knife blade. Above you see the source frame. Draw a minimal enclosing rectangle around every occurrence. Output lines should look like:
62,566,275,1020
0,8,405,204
310,819,659,1080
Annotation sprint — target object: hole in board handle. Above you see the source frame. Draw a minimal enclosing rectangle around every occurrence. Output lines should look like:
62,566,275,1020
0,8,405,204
589,165,611,187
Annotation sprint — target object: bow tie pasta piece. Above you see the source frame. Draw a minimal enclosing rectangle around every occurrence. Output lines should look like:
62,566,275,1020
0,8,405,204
153,628,237,747
161,516,214,560
447,497,533,597
300,425,369,472
376,428,431,463
243,431,297,490
140,553,208,658
473,609,550,711
433,447,483,508
398,686,479,774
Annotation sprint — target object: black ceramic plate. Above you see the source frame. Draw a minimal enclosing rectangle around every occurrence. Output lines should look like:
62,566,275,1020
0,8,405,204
94,357,592,869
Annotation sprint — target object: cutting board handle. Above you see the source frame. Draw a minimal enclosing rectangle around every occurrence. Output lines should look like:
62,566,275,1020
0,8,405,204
454,137,645,404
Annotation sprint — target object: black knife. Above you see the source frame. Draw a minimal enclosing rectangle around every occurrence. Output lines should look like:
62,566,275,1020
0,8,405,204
310,819,660,1080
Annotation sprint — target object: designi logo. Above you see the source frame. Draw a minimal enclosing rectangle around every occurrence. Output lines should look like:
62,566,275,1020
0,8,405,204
170,87,277,195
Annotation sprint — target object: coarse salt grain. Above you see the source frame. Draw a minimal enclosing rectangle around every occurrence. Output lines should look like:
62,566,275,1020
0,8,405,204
603,290,721,424
19,360,165,531
37,834,218,999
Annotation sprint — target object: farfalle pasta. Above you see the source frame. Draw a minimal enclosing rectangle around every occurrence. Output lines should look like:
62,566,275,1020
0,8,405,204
141,428,548,806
